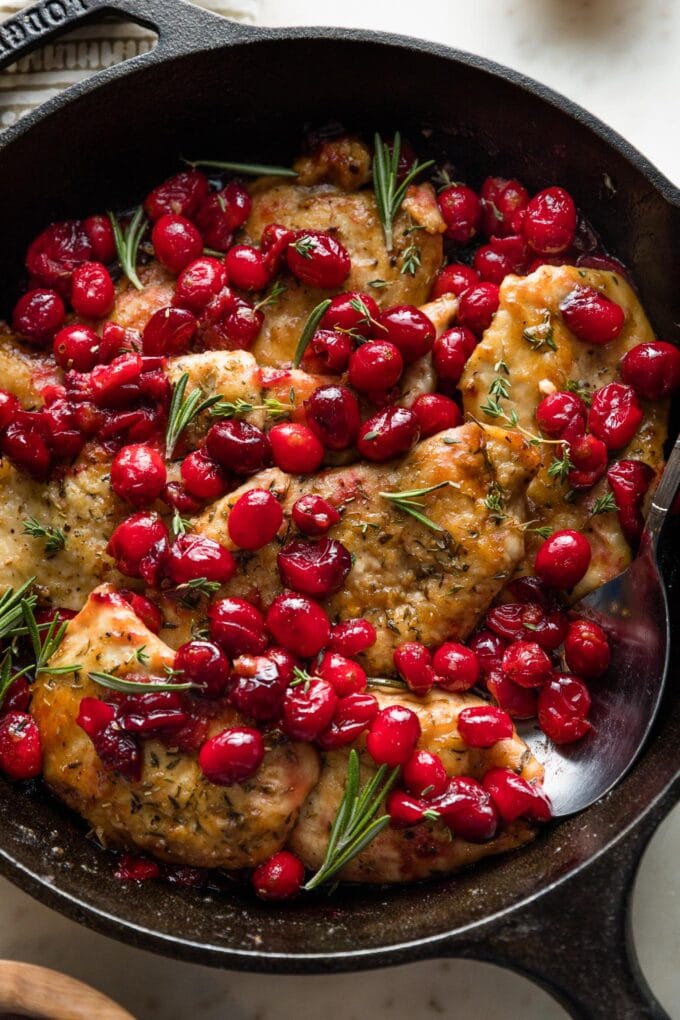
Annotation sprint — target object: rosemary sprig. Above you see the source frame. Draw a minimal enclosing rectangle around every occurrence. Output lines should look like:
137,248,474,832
522,310,557,352
292,299,333,368
372,132,434,251
380,481,457,532
22,517,66,557
165,372,223,458
0,654,16,711
366,676,409,691
304,749,400,891
21,601,80,676
89,671,194,694
185,158,297,178
0,578,37,643
108,206,147,291
209,395,292,421
591,491,618,516
400,242,421,277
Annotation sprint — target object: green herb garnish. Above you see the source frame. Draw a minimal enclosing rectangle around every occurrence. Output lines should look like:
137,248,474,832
22,518,66,557
185,159,297,178
89,671,194,694
292,299,333,368
372,132,434,251
165,372,223,459
108,206,146,291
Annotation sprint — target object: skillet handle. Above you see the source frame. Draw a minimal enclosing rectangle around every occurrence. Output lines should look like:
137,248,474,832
450,779,680,1019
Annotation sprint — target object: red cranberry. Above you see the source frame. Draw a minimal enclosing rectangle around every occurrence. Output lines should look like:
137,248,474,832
303,329,354,375
0,711,42,780
106,511,169,584
110,444,166,506
117,689,189,735
560,286,625,345
181,449,229,502
393,642,435,695
473,241,517,284
98,321,140,362
26,220,91,293
0,675,31,716
318,652,366,697
2,413,52,481
620,341,680,400
316,691,379,749
115,855,160,883
228,488,283,550
225,244,269,291
84,214,116,263
175,640,230,698
329,618,376,657
266,592,330,657
468,629,507,675
457,282,500,335
206,419,271,475
196,181,251,250
53,324,101,371
432,326,477,384
198,726,264,785
412,393,462,437
209,597,267,656
487,669,538,719
535,530,591,589
504,574,555,610
162,482,202,516
432,642,480,692
430,263,479,300
348,341,403,392
282,677,337,741
152,214,203,274
482,767,552,822
305,385,361,451
252,850,305,900
292,494,341,536
260,223,295,274
564,619,610,677
535,391,587,441
230,653,289,720
588,383,643,450
530,611,569,653
174,257,226,311
403,749,448,798
367,704,421,766
378,305,435,364
120,590,162,634
286,231,351,289
607,459,653,543
70,261,115,318
387,790,432,828
144,169,209,221
167,533,236,585
269,422,324,474
0,391,20,431
522,187,576,255
142,306,197,356
438,184,481,244
485,602,543,642
538,673,592,744
357,405,420,462
458,705,513,747
480,177,529,237
90,352,143,407
277,537,351,597
501,641,552,688
432,775,499,841
320,291,381,335
568,433,608,489
12,288,65,345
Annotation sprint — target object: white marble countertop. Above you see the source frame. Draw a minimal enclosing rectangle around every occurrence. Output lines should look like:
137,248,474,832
1,1,680,1017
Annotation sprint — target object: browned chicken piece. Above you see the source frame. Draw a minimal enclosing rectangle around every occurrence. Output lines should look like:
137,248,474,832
289,689,541,883
460,265,667,599
0,326,61,407
32,585,321,869
293,137,372,190
193,422,540,674
109,260,175,333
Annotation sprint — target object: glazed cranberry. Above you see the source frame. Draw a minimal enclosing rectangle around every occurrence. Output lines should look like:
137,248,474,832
305,385,361,451
367,704,421,767
181,449,229,502
282,677,338,741
70,261,115,318
26,219,92,292
144,168,209,221
538,674,592,744
260,222,295,274
225,244,269,291
565,433,607,490
0,711,41,780
228,488,283,550
98,321,140,362
53,324,100,371
316,691,379,749
117,689,188,734
505,574,555,609
110,444,166,506
115,855,160,883
487,669,538,719
480,177,529,237
438,184,481,244
501,641,552,688
206,419,271,474
457,282,500,335
387,790,432,827
152,214,203,274
432,642,480,692
286,231,351,289
560,285,625,345
167,532,236,585
76,696,116,736
430,263,479,300
209,597,267,656
607,459,653,543
432,326,477,384
432,776,499,841
174,257,226,312
473,235,527,284
329,618,377,657
303,329,354,375
120,590,162,634
348,341,403,392
458,705,513,748
90,352,143,407
199,726,264,785
522,187,576,255
277,537,351,597
468,629,507,675
357,406,420,462
620,341,680,400
564,619,610,678
0,675,31,716
318,651,367,697
482,767,552,822
266,592,330,657
588,383,642,450
162,482,202,516
207,298,264,351
292,494,341,536
393,642,435,695
485,602,544,642
196,181,252,250
403,749,448,798
535,390,587,441
106,511,169,584
92,720,141,778
2,414,52,481
535,529,591,589
174,640,230,698
12,288,65,345
269,422,324,474
0,390,19,432
83,214,116,263
321,291,381,335
252,850,305,900
142,306,197,356
412,393,462,438
530,611,569,653
378,305,435,364
230,653,289,720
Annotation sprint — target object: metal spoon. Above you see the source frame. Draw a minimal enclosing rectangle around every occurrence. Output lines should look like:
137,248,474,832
522,433,680,816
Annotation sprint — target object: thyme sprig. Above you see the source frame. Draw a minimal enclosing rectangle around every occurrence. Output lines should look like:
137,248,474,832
380,481,458,532
209,395,292,421
89,671,194,694
22,517,66,557
185,158,297,178
108,206,146,291
483,482,508,523
372,132,434,251
292,299,333,368
173,577,221,607
547,448,573,483
254,280,287,312
591,491,618,516
171,509,193,538
165,372,224,458
400,242,422,277
522,310,557,352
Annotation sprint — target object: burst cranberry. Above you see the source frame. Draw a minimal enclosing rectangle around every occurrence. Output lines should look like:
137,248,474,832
538,674,592,744
0,675,31,716
607,459,653,543
620,341,680,400
367,704,421,767
199,726,264,785
206,419,271,474
287,231,351,288
433,776,499,841
76,697,116,739
532,611,570,652
348,341,403,392
303,329,354,375
438,184,481,244
457,283,500,335
329,618,377,657
487,669,538,719
228,488,283,550
2,414,52,481
120,590,162,634
92,721,141,778
142,306,197,356
144,168,209,221
277,537,351,597
209,597,267,656
90,352,143,407
505,574,555,609
225,245,269,291
393,642,435,695
269,422,324,474
196,181,251,250
84,214,116,263
305,384,361,451
282,677,337,741
568,433,608,489
318,652,366,697
321,291,381,335
162,482,202,515
174,640,230,698
167,533,236,585
378,305,435,364
292,494,341,536
432,326,477,384
430,263,479,300
204,297,263,351
26,220,92,292
0,390,20,432
152,214,203,274
316,691,379,749
180,448,229,502
252,850,305,900
522,187,576,255
230,653,289,720
412,393,462,437
115,855,160,883
501,642,552,689
560,286,625,345
403,749,448,798
12,288,65,345
386,790,432,827
588,383,642,450
535,530,591,589
117,689,188,734
458,705,513,747
53,324,100,371
535,390,587,440
110,444,166,506
432,642,480,692
469,629,507,675
483,767,552,822
174,257,226,312
70,261,115,318
564,619,610,678
106,511,169,584
266,592,330,657
260,223,294,274
357,405,420,462
98,321,140,362
0,711,41,780
480,177,529,237
485,602,543,641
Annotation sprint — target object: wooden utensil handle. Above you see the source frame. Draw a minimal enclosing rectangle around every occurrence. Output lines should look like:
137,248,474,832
0,961,135,1020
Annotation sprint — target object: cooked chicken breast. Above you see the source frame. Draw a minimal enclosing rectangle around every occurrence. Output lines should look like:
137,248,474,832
0,327,61,407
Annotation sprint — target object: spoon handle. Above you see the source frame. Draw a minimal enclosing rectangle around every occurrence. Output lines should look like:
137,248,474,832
644,431,680,553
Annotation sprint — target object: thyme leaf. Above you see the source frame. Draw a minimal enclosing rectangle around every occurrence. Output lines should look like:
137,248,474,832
547,448,573,482
173,577,221,607
108,206,146,291
372,132,434,252
292,299,333,368
254,280,287,312
165,372,223,459
171,509,193,538
22,517,66,557
591,490,618,516
400,242,421,277
209,396,292,421
483,482,508,523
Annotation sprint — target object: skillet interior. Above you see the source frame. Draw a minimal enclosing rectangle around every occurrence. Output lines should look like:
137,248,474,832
0,28,679,969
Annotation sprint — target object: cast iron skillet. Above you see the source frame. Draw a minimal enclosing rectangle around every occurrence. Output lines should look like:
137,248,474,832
0,2,679,1016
